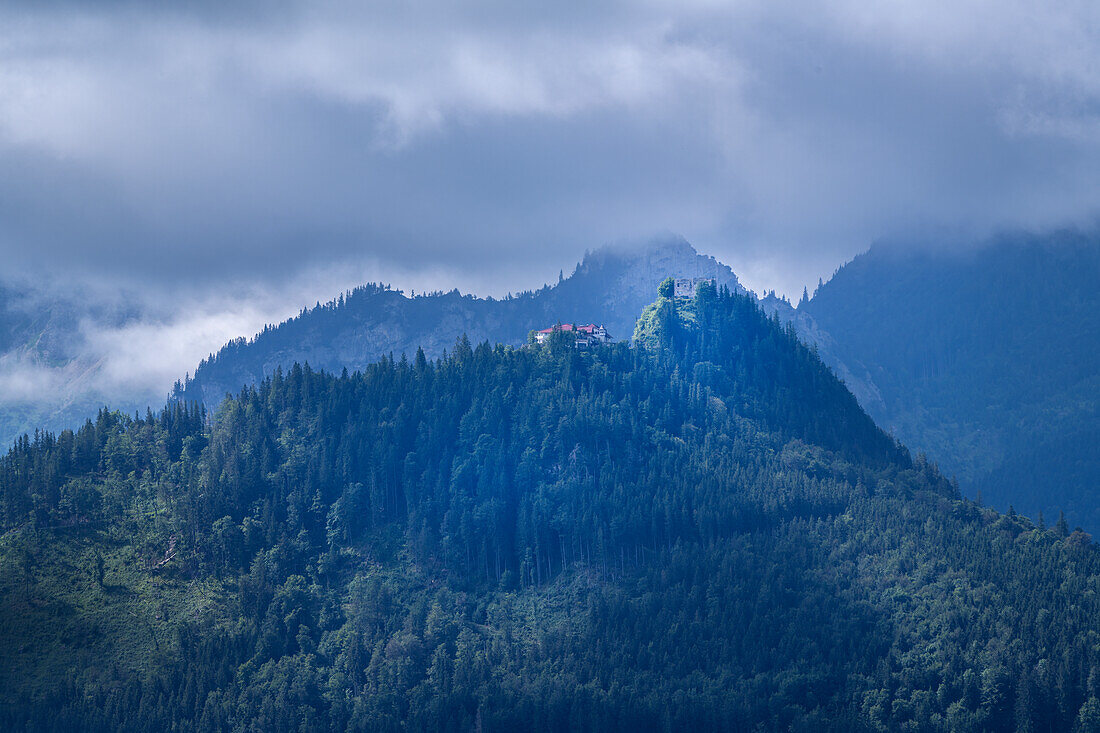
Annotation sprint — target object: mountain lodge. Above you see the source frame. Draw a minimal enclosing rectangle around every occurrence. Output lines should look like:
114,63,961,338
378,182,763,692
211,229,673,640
534,323,612,347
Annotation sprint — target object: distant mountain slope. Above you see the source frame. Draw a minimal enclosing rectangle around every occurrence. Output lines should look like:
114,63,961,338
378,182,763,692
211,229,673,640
176,237,743,406
0,282,146,447
801,229,1100,528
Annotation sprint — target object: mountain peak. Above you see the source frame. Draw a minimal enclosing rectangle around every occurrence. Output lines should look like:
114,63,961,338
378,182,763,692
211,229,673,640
575,235,743,298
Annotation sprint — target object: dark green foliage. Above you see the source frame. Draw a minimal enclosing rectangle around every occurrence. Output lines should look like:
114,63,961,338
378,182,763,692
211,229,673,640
0,402,205,530
657,276,675,299
2,288,1099,731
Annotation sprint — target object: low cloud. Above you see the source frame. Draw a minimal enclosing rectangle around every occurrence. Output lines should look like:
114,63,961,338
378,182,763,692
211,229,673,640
0,357,73,406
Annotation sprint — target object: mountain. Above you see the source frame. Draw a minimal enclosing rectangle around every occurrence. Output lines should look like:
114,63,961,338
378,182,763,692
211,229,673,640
12,229,1099,538
800,229,1100,529
5,284,1100,731
0,281,149,448
175,237,743,407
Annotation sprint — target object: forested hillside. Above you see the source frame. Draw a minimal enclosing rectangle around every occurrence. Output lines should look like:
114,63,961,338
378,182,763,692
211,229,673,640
174,237,741,407
4,284,1100,730
802,230,1100,530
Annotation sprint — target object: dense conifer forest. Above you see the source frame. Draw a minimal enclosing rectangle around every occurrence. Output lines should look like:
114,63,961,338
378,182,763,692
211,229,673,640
3,283,1100,731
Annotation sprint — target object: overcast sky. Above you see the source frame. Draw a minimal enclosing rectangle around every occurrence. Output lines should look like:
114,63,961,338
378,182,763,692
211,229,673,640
4,0,1100,302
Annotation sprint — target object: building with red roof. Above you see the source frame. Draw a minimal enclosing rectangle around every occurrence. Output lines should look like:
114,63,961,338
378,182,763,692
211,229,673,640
534,323,612,347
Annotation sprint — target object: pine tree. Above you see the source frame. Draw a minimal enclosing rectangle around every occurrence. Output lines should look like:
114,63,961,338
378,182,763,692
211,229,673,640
1058,511,1071,538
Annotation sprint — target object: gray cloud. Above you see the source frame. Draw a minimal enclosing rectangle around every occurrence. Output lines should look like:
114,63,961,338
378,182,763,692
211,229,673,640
2,0,1100,303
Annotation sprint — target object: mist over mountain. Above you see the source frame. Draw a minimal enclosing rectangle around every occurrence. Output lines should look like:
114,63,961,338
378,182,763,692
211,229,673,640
0,238,736,449
0,278,317,449
175,237,743,407
0,281,145,444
